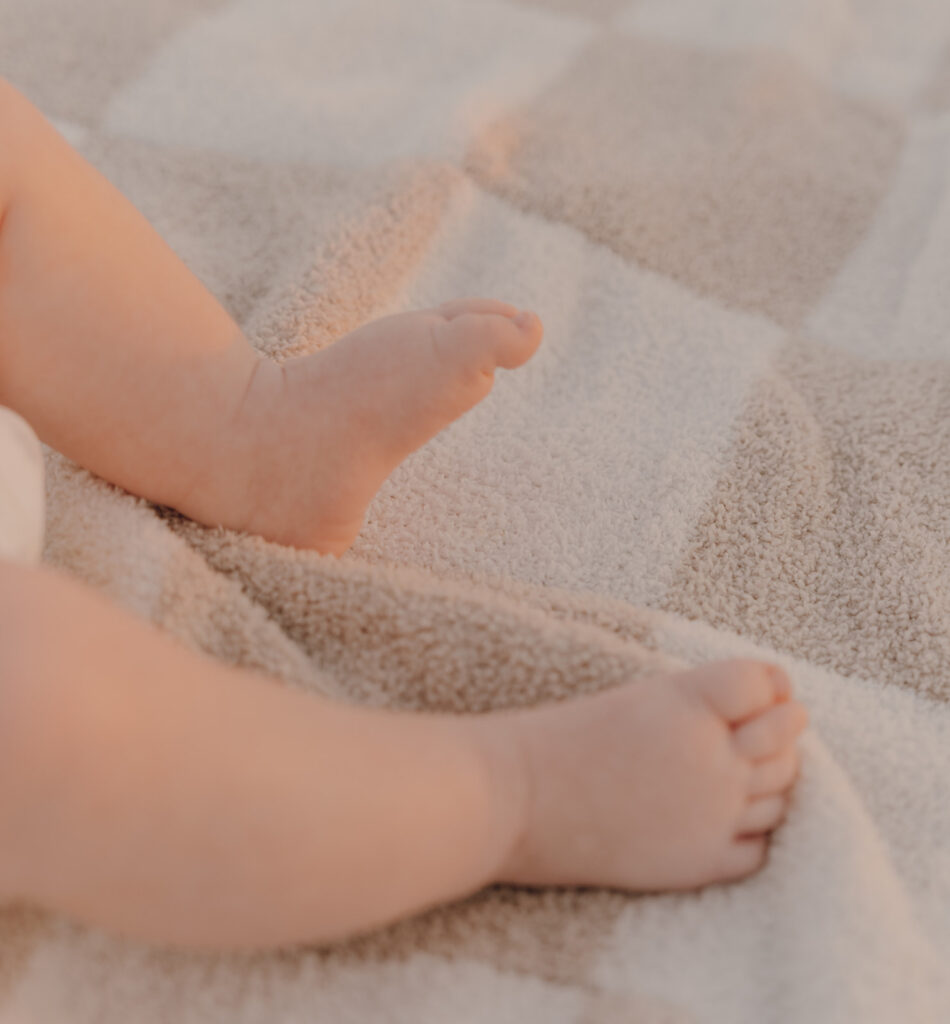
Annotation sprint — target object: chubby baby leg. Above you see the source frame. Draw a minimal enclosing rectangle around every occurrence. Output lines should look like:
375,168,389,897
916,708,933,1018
0,79,542,557
0,560,517,949
0,560,806,951
0,78,261,516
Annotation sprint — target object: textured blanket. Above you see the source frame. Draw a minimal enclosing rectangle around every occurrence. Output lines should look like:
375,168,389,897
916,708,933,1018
2,0,949,1020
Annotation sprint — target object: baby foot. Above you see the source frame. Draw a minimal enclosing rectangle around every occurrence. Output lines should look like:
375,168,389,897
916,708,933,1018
213,299,542,554
486,659,808,892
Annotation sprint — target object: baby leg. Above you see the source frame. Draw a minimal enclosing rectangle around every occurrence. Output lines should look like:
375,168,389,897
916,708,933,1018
0,78,262,516
0,560,519,950
0,560,806,951
0,80,542,556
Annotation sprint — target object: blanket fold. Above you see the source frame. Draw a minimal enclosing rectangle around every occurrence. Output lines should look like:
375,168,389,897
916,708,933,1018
1,0,948,1020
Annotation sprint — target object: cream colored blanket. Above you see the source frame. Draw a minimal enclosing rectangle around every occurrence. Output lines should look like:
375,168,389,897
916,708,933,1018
2,0,949,1020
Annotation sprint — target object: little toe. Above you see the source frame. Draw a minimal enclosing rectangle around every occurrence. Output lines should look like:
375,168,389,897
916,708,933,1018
435,310,542,375
733,701,809,760
685,659,792,726
437,297,520,320
717,836,769,882
748,747,800,798
735,794,790,836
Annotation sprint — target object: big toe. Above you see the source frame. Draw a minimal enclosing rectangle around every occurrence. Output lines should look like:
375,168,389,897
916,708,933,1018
434,307,543,376
684,659,793,726
732,701,809,760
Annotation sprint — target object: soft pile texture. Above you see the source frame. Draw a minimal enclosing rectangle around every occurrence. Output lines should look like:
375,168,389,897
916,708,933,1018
1,0,949,1020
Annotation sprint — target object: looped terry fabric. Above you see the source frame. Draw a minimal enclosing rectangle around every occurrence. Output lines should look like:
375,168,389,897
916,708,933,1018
0,405,44,564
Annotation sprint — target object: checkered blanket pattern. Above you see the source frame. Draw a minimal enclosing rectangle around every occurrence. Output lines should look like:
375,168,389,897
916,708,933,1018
1,1,949,1020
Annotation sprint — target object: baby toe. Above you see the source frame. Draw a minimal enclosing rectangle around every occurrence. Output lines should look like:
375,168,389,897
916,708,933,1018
735,793,790,836
490,310,543,369
748,746,800,798
733,701,809,761
685,659,790,726
437,310,542,376
716,835,769,882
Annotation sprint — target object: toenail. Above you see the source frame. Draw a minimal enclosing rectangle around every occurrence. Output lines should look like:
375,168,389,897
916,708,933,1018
514,311,533,328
